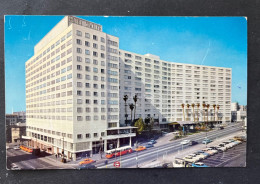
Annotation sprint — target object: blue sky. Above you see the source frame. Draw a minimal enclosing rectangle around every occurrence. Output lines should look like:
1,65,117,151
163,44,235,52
5,16,247,114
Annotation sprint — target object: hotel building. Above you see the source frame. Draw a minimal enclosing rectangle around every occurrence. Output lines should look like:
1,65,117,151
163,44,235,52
25,16,231,160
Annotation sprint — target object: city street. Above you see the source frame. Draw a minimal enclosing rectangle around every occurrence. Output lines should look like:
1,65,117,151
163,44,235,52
96,123,244,168
6,147,77,170
6,123,245,169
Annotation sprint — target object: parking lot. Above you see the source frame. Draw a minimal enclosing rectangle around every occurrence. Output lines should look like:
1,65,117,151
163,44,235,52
202,142,246,167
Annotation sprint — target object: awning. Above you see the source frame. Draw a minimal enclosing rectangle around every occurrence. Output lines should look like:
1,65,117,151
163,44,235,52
168,122,180,125
21,136,32,140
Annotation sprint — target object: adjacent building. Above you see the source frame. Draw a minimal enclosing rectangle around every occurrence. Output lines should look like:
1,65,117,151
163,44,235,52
6,111,26,143
25,16,231,160
231,102,247,123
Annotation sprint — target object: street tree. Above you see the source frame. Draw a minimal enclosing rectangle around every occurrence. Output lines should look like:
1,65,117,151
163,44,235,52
123,95,128,126
134,118,145,135
129,103,135,126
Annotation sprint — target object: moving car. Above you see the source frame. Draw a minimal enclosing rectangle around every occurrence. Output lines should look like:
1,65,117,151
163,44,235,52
148,140,157,144
202,139,212,144
135,146,146,152
78,164,96,170
79,158,95,165
192,162,208,167
144,143,154,148
180,140,191,145
189,141,198,146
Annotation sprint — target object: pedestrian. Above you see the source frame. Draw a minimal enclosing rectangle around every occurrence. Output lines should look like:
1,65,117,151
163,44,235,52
55,154,57,160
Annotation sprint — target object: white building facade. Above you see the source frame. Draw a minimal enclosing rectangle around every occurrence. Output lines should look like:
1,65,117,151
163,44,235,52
25,16,231,160
25,16,136,161
119,51,232,128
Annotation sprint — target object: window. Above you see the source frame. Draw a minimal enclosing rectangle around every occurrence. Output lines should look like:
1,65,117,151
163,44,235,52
76,39,82,45
93,67,98,73
86,99,90,104
77,73,82,79
77,134,82,139
77,56,82,62
93,60,98,65
77,48,82,53
93,84,98,88
86,91,90,96
93,43,98,49
86,134,90,138
101,37,105,43
85,41,90,47
85,83,90,88
85,49,90,55
85,66,90,71
93,51,98,57
85,33,90,38
93,35,98,40
94,133,98,137
76,30,82,36
77,65,82,70
86,116,91,121
85,58,90,63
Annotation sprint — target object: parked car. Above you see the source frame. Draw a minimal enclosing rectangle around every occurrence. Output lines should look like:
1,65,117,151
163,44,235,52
189,141,198,146
149,140,157,144
215,146,226,152
180,140,191,145
144,143,154,148
78,164,96,170
193,152,208,159
13,146,20,150
207,147,218,154
201,148,215,156
187,154,202,162
202,139,212,144
196,150,210,158
192,162,208,167
79,158,95,165
10,163,21,170
218,126,224,130
135,146,146,152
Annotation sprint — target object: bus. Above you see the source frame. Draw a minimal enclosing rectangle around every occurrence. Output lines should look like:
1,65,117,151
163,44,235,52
105,146,133,159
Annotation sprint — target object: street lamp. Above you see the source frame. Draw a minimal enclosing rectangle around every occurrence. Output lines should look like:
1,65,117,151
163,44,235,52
99,137,103,159
60,136,65,163
135,140,138,168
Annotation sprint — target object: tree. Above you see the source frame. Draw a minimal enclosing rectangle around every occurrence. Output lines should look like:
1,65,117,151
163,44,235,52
206,104,210,123
123,95,128,126
191,103,195,122
216,105,220,122
202,103,206,122
133,94,138,123
196,103,200,122
129,103,135,126
186,104,190,121
213,104,216,122
181,104,185,121
134,118,145,134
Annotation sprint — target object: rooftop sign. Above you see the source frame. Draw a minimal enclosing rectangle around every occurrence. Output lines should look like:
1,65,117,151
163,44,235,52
68,16,102,32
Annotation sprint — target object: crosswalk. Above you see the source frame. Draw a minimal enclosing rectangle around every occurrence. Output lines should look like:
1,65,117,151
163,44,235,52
202,143,246,167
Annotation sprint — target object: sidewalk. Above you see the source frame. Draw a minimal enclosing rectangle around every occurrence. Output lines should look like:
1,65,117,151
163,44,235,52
140,131,245,168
